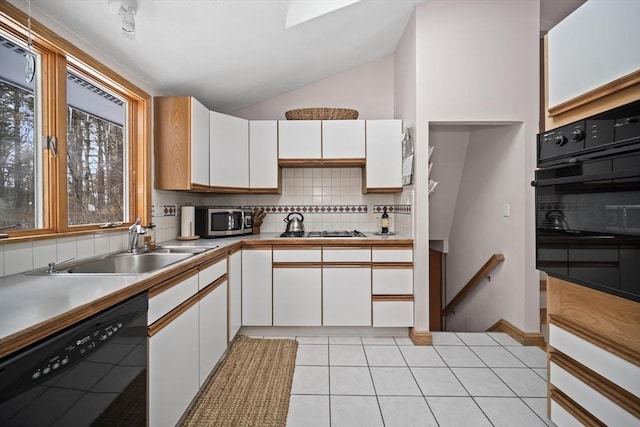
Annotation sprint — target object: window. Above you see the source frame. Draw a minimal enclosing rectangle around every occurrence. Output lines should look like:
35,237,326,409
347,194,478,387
0,3,150,239
66,70,128,226
0,33,41,230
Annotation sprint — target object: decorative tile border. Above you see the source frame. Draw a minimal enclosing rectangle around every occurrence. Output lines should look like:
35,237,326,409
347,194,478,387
243,204,412,215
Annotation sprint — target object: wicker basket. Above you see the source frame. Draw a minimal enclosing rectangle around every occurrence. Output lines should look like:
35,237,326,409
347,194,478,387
285,108,359,120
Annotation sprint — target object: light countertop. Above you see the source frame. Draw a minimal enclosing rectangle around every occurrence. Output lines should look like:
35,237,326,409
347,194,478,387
0,231,412,356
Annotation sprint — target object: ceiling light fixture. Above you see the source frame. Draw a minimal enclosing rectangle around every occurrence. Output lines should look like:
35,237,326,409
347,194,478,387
108,0,137,35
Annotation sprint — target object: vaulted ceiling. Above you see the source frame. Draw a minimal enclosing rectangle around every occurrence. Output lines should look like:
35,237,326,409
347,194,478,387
8,0,584,114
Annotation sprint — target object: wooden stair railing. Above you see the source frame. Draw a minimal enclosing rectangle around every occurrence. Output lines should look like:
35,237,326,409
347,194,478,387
442,254,505,317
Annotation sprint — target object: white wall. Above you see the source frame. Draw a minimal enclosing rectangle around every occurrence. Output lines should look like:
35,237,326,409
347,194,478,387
428,126,471,243
414,0,540,332
233,55,394,120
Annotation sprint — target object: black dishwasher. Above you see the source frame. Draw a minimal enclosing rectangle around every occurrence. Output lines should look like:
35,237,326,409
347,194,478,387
0,292,148,427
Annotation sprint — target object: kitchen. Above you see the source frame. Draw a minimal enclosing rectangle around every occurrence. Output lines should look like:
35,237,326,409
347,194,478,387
1,0,638,426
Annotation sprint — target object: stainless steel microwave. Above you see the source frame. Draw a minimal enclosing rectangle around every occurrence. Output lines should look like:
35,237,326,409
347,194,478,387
194,207,253,238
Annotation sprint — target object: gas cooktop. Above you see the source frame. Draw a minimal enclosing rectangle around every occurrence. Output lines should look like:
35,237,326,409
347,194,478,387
279,230,367,238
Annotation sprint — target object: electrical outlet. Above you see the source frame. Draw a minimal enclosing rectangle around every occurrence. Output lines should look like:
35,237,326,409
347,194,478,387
503,203,511,217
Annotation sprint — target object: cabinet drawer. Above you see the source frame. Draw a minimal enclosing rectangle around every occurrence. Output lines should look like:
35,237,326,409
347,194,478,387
372,248,412,263
373,268,413,294
273,248,321,263
373,301,414,327
149,272,199,325
323,248,371,262
199,256,227,289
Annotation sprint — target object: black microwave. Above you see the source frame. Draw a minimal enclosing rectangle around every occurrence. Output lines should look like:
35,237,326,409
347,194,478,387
533,100,640,302
194,207,253,238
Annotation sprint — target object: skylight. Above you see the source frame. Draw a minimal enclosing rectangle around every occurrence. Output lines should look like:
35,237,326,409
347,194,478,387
285,0,362,28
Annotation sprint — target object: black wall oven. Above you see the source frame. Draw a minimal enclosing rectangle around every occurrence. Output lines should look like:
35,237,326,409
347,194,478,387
533,100,640,302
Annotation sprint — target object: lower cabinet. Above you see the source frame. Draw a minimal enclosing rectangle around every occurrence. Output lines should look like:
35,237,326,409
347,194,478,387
199,280,227,386
323,267,371,326
149,300,199,427
273,267,322,326
242,247,272,326
373,300,414,327
228,249,242,340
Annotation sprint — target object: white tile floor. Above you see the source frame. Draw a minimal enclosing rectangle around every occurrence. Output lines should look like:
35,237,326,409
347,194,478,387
280,332,554,427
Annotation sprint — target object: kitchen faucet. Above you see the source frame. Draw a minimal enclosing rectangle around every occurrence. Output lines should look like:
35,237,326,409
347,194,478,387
128,217,147,253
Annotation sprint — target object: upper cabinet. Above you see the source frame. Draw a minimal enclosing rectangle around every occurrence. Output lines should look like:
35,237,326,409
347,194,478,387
364,119,402,193
322,120,365,163
249,121,280,192
278,120,322,164
210,111,249,191
154,96,210,191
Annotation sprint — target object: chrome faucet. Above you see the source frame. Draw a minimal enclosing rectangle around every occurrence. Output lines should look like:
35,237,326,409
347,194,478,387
128,217,147,253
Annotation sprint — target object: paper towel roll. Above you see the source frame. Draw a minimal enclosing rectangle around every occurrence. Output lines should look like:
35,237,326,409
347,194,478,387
181,206,195,237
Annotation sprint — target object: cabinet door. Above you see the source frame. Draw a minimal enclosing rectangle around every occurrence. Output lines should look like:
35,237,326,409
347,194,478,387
199,281,228,386
242,248,272,326
191,97,210,187
322,120,365,159
149,302,199,427
249,121,279,190
210,111,249,188
365,120,402,191
228,250,242,340
372,267,413,295
323,267,371,326
273,268,321,326
373,301,414,327
278,120,321,159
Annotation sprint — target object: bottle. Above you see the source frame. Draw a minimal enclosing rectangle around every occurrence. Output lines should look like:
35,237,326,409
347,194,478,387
381,207,389,234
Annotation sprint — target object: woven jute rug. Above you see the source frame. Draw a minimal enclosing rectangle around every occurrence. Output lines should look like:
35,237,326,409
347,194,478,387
181,335,298,427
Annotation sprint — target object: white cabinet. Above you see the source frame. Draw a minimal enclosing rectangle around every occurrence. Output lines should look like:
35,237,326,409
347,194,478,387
210,111,249,189
273,247,322,326
323,267,371,326
372,245,414,327
365,120,402,192
372,268,413,294
322,120,365,159
154,96,210,190
199,281,227,386
228,250,242,340
242,248,272,326
273,267,322,326
148,271,198,324
249,120,279,191
278,120,321,160
322,247,371,326
149,297,199,427
373,301,414,327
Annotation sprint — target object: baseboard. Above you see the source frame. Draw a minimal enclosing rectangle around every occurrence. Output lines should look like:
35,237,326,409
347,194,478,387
487,319,546,348
409,328,432,345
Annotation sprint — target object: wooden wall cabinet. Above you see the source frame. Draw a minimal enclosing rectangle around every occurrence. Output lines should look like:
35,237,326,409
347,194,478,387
154,96,210,191
210,111,249,191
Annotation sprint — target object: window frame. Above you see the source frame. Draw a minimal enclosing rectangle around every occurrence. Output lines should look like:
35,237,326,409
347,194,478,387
0,2,151,240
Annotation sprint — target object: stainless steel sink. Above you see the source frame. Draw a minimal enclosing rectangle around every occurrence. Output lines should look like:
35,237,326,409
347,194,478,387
64,252,192,274
148,245,216,254
31,245,218,275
